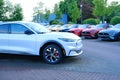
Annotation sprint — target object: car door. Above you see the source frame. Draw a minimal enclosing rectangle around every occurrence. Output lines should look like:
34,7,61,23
8,23,37,55
0,24,10,53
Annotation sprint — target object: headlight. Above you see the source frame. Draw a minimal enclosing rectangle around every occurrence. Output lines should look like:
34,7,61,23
58,38,77,42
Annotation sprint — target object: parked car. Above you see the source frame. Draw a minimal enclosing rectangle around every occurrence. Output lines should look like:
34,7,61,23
59,24,69,32
59,24,71,32
98,24,120,41
59,24,78,32
68,24,93,36
81,24,109,38
0,21,83,64
48,25,55,31
50,25,61,32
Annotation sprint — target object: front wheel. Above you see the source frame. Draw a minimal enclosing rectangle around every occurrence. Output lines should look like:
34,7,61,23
42,44,63,64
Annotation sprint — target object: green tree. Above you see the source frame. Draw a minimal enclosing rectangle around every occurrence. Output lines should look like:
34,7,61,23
44,8,50,21
109,1,120,15
0,0,23,21
33,2,44,22
54,4,62,19
59,0,68,14
78,0,95,21
59,0,79,19
82,0,94,5
3,0,13,21
93,1,120,23
10,4,23,21
93,0,109,23
59,0,94,23
59,0,80,23
69,1,80,23
0,0,5,20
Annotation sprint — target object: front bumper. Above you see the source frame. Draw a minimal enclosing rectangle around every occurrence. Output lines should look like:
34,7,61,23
61,39,83,56
98,35,116,40
82,32,96,38
68,49,83,56
82,32,90,36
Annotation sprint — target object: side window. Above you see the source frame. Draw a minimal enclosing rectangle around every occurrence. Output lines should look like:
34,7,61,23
11,24,29,34
0,24,9,34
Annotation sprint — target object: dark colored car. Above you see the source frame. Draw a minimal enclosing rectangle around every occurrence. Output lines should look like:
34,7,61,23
51,25,61,32
59,24,70,32
59,24,78,32
68,24,92,36
81,24,109,38
98,24,120,41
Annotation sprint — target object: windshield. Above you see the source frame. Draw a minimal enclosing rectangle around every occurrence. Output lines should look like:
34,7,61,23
25,22,50,34
61,25,68,29
78,24,88,28
69,25,78,28
95,24,107,28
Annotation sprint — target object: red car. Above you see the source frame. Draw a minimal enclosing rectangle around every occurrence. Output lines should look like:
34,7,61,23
68,24,92,36
81,24,109,38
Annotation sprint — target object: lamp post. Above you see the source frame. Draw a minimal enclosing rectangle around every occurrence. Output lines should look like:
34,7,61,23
80,4,83,24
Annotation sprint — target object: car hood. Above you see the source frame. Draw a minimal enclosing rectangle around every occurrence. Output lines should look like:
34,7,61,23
41,32,80,39
99,28,120,33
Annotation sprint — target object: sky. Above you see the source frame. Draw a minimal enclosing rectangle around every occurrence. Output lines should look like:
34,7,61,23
10,0,61,21
9,0,119,21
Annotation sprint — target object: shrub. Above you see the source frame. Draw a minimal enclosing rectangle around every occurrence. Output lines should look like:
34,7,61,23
110,16,120,25
83,18,99,25
68,21,75,24
50,20,59,25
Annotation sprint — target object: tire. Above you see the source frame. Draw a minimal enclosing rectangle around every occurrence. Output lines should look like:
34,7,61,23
42,44,63,64
117,33,120,41
94,33,98,39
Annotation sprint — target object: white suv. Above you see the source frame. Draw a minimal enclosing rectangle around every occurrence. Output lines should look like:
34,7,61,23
0,21,83,64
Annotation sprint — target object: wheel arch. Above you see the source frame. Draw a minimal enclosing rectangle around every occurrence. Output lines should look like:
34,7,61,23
39,40,66,56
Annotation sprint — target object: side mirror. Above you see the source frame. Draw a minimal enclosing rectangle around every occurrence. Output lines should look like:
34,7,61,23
24,30,34,35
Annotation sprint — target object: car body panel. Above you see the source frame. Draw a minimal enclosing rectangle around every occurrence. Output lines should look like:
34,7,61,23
0,34,9,52
8,34,37,55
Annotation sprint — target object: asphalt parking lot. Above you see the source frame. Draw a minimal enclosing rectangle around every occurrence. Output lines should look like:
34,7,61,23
0,39,120,80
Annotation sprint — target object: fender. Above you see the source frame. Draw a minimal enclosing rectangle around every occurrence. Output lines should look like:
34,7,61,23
39,40,65,55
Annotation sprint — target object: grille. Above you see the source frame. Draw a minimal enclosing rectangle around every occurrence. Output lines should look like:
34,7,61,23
82,32,90,34
99,33,109,35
